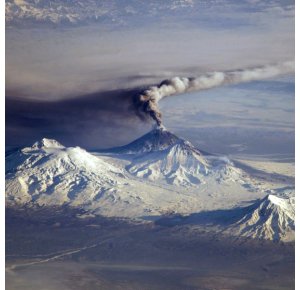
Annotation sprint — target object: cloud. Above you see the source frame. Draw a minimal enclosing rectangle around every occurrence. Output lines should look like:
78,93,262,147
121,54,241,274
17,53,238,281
6,18,294,101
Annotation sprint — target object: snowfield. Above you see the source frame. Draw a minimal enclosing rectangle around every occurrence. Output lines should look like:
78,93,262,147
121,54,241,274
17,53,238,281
5,128,295,241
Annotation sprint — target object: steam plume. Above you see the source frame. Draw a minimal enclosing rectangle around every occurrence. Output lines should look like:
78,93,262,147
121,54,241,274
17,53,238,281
134,61,294,126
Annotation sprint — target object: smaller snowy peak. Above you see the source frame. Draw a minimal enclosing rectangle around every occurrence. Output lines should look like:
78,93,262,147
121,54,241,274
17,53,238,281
267,194,295,220
31,138,65,150
232,193,295,241
268,194,295,219
6,138,66,170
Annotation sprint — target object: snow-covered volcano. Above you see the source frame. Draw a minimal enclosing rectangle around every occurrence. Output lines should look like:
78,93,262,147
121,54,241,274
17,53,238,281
111,126,243,186
113,125,191,154
230,191,295,242
5,138,126,207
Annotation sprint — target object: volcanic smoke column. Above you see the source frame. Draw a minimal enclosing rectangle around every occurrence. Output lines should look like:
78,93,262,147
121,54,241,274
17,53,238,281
134,61,294,126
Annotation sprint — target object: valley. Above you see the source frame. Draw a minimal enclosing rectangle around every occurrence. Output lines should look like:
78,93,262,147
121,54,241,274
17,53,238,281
6,207,295,290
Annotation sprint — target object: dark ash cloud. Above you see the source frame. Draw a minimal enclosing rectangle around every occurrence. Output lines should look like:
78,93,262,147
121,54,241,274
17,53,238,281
6,88,152,150
6,61,294,150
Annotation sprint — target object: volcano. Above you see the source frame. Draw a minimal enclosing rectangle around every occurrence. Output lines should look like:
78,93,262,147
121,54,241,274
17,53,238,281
110,126,242,186
112,125,196,154
231,192,295,242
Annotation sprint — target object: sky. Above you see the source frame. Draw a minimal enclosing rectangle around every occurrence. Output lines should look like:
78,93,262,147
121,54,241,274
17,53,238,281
5,0,295,156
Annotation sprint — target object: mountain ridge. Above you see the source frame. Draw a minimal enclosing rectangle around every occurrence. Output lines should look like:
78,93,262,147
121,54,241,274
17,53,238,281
231,193,295,242
5,139,126,207
5,132,295,241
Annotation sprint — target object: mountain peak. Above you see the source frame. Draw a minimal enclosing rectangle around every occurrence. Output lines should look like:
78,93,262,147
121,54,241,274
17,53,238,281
232,193,295,241
116,126,184,154
31,138,65,150
266,194,295,220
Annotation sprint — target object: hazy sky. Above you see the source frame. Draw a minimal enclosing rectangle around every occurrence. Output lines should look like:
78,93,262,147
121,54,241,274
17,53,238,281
5,0,295,154
161,74,294,156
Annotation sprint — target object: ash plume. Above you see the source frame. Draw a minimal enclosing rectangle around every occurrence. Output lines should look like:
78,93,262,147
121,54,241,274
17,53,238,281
134,61,294,126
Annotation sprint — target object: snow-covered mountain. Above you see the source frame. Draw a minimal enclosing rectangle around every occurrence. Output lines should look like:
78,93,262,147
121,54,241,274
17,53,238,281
5,133,253,216
5,134,295,241
5,138,126,207
6,137,216,217
230,191,295,242
6,0,292,27
110,126,243,186
161,188,295,242
5,0,196,26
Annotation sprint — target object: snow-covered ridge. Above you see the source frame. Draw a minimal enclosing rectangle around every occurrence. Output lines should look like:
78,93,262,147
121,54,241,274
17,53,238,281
5,133,295,241
6,136,235,218
6,0,293,27
31,138,65,150
6,138,126,207
5,132,248,216
230,192,295,242
5,0,196,26
267,194,294,219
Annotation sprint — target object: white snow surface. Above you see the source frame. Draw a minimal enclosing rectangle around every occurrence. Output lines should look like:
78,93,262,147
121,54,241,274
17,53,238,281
6,139,125,207
5,133,295,241
5,134,254,216
229,189,295,242
5,0,197,25
31,138,65,150
112,127,244,186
